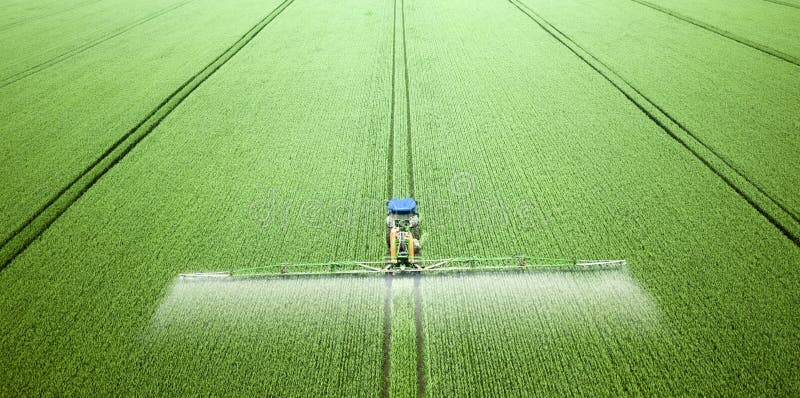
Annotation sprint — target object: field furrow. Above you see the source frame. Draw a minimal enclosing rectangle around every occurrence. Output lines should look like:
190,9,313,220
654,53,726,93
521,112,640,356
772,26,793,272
514,0,800,225
405,0,800,394
0,0,289,252
0,0,394,394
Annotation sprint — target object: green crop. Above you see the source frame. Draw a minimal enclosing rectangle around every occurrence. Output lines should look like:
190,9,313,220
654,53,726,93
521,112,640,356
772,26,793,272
633,0,800,61
408,0,799,394
517,0,800,225
421,271,667,396
137,276,385,396
0,0,286,244
0,0,189,84
0,0,392,394
0,0,799,395
388,275,419,398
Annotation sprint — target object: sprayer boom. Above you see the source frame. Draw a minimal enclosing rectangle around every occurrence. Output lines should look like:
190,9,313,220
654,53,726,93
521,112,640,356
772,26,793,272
179,257,626,279
178,199,627,280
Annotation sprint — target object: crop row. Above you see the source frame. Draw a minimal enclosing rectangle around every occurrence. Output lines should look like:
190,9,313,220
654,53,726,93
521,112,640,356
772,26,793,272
517,0,800,224
1,0,799,395
406,0,799,394
138,276,385,395
0,0,286,246
388,275,420,398
419,271,669,396
0,0,297,270
0,0,99,32
633,0,800,63
507,0,800,243
0,0,189,82
0,0,395,394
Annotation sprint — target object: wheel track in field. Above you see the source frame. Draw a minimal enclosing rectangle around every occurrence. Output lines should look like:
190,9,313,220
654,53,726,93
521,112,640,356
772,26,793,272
0,0,196,89
628,0,800,68
386,0,398,199
0,0,103,33
404,0,424,389
383,0,399,391
762,0,800,10
508,0,800,247
401,0,416,199
0,0,297,270
387,0,416,199
384,0,424,393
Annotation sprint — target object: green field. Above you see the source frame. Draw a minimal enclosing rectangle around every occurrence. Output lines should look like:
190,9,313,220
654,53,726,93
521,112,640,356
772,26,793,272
1,0,798,395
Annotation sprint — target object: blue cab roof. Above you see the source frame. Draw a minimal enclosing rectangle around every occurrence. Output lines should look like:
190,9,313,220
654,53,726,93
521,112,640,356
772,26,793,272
388,197,417,213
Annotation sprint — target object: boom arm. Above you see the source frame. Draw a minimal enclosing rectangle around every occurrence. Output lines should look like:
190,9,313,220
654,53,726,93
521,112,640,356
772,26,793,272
179,256,627,279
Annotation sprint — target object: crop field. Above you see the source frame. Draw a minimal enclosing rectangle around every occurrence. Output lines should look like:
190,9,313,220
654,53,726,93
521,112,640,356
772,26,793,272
0,0,798,396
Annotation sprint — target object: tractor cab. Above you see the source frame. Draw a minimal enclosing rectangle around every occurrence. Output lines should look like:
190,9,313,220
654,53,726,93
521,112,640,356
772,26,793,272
387,197,419,234
386,197,420,267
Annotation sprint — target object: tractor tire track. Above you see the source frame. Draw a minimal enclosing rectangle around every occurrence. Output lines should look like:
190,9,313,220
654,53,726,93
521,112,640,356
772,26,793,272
0,0,195,89
762,0,800,10
0,0,297,270
403,0,423,390
383,0,422,391
508,0,800,247
387,0,398,199
0,0,103,33
388,0,415,199
400,0,415,198
629,0,800,68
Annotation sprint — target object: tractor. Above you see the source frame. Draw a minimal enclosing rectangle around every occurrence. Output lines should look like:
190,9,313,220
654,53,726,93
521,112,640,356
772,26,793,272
386,197,421,268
